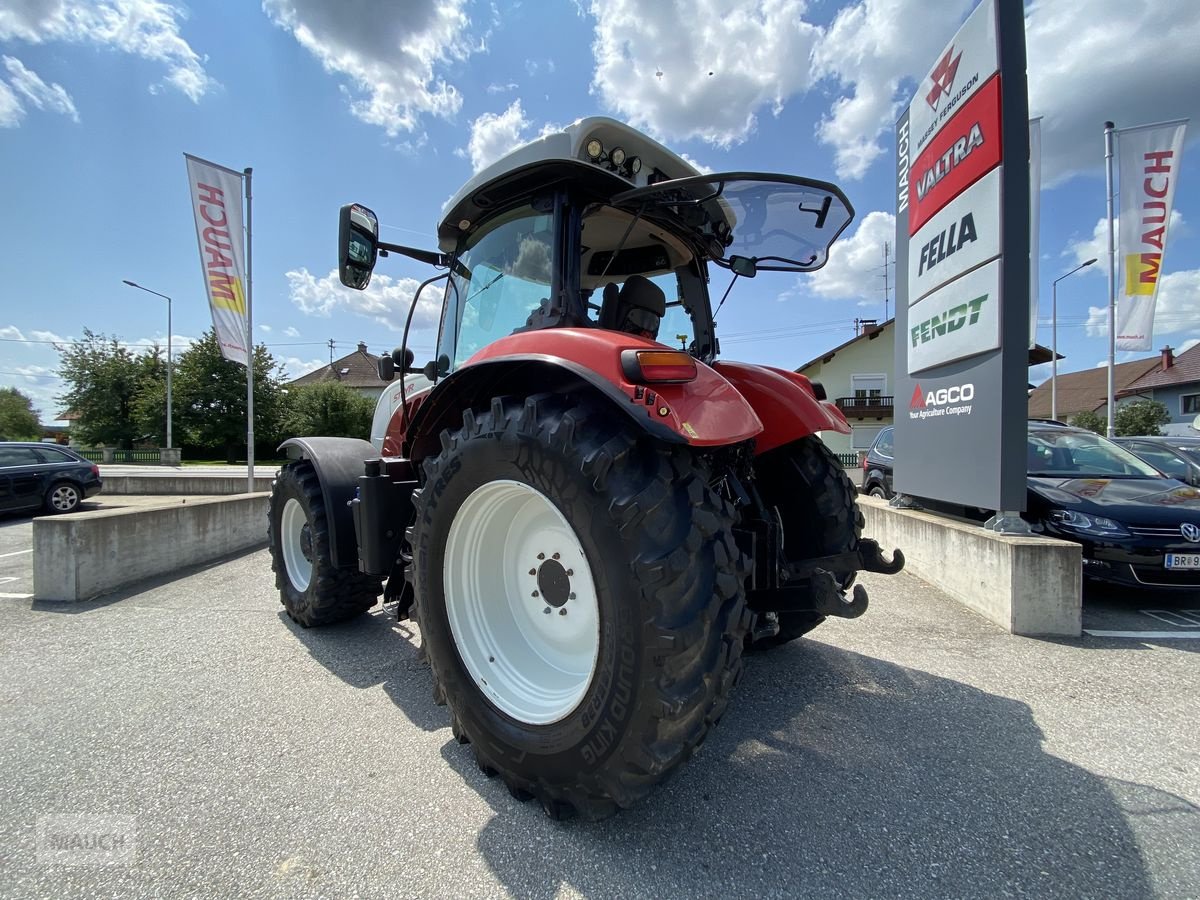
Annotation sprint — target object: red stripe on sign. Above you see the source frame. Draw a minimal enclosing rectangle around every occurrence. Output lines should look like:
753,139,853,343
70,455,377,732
908,74,1003,235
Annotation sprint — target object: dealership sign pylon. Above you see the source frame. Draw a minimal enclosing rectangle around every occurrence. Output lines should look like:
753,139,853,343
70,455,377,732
893,0,1030,521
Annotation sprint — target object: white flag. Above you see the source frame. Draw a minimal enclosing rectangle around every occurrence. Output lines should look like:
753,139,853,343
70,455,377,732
1115,120,1187,351
185,154,249,366
1029,116,1042,347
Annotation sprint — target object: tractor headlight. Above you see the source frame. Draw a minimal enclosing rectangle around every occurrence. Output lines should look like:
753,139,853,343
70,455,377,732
586,138,603,160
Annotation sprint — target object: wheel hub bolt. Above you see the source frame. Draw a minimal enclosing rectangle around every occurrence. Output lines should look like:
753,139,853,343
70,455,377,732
537,553,545,560
558,609,567,617
552,552,560,560
569,592,576,600
529,568,536,576
566,569,573,577
543,607,551,615
531,591,539,598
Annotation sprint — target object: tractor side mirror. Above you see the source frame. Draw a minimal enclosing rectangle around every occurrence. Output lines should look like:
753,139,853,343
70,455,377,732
422,354,450,381
339,203,379,290
391,346,421,373
729,255,758,278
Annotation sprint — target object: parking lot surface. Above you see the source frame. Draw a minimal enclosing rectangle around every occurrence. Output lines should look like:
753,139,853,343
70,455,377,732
0,544,1197,899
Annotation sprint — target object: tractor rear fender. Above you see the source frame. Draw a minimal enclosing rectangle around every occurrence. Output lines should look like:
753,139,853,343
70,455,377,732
278,436,378,569
712,361,851,455
400,329,763,463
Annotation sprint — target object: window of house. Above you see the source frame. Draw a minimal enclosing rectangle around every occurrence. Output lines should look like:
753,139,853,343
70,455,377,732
850,374,886,406
1182,393,1200,415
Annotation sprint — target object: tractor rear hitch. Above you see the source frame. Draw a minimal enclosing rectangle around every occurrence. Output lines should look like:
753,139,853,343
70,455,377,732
747,570,868,618
784,539,904,581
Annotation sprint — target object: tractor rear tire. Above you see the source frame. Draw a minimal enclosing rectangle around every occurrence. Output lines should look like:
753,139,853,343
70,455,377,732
749,435,863,650
409,394,750,820
268,460,382,627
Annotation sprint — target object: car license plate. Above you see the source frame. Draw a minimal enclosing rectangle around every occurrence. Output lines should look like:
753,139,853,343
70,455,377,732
1165,553,1200,570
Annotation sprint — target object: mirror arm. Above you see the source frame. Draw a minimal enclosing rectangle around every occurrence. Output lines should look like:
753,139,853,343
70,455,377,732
377,241,450,268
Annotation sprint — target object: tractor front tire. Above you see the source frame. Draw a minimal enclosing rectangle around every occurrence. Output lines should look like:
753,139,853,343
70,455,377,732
749,435,864,650
410,395,750,820
268,460,382,627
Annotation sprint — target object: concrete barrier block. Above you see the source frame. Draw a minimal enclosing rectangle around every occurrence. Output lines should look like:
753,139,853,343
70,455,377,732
859,496,1082,637
102,474,275,495
34,493,270,603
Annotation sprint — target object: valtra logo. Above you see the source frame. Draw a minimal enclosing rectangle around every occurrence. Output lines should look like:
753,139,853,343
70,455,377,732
926,46,963,111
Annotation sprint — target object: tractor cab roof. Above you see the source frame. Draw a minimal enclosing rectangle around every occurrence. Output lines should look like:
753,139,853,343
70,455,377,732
438,117,701,253
438,117,855,275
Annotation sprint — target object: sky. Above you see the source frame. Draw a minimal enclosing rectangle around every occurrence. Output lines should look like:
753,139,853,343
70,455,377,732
2,0,1199,423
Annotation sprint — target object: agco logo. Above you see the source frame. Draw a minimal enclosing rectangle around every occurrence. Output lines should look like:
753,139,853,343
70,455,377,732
909,382,975,420
926,45,963,110
910,383,974,409
1183,522,1200,543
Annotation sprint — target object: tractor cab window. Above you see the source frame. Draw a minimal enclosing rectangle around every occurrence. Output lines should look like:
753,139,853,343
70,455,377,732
441,207,554,369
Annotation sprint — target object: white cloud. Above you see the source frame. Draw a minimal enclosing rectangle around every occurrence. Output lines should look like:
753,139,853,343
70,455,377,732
462,99,529,172
280,356,326,382
1027,0,1200,185
0,79,21,126
285,267,440,332
0,325,27,340
258,324,272,333
486,81,518,94
589,0,818,148
0,0,214,102
810,0,974,179
3,56,77,121
1085,268,1200,340
1067,212,1186,271
284,326,301,337
806,210,895,301
1179,337,1199,355
263,0,476,136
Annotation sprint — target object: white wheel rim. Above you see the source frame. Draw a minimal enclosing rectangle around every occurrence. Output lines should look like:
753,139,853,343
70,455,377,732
280,498,312,592
51,486,78,511
444,479,600,725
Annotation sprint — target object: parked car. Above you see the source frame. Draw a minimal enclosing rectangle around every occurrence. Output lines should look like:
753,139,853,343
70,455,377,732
0,442,102,515
861,423,1200,590
1113,436,1200,487
861,426,894,498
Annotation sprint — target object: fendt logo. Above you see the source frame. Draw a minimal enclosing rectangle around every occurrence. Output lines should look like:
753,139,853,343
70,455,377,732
926,46,963,110
909,382,975,420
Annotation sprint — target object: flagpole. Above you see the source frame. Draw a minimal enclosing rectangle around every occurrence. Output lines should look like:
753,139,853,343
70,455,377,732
244,166,255,493
1104,121,1116,438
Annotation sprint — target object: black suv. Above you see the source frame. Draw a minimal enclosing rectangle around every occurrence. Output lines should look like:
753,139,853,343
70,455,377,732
0,443,103,515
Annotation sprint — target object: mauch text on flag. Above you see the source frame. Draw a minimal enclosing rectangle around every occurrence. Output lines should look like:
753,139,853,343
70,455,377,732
185,154,249,366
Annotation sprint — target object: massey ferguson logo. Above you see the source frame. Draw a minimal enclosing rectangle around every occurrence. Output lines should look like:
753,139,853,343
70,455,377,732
926,46,963,110
909,382,975,420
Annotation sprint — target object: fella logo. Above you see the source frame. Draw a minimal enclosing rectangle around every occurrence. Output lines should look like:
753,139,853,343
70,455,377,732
926,46,963,110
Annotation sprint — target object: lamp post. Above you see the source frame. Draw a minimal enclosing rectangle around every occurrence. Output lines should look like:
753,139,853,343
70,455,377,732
1051,258,1097,420
122,280,172,451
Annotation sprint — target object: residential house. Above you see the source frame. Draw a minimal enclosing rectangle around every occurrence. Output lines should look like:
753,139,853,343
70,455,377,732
288,342,389,402
1118,344,1200,434
795,320,896,458
1026,356,1160,421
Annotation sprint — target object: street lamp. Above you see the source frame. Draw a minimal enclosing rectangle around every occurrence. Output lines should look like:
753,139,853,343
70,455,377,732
1051,258,1097,420
123,279,173,451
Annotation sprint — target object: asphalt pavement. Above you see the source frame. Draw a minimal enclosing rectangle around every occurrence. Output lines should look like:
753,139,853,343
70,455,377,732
0,542,1197,898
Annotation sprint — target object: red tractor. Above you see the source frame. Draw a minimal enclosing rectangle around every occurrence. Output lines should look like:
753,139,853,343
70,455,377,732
267,118,903,820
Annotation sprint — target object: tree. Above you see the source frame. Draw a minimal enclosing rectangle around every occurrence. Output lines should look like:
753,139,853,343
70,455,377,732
1068,410,1106,435
0,387,41,441
172,330,284,463
280,381,374,440
1114,399,1171,437
57,329,163,448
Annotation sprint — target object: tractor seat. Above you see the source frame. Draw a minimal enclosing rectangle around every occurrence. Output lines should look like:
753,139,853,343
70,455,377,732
597,276,666,339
